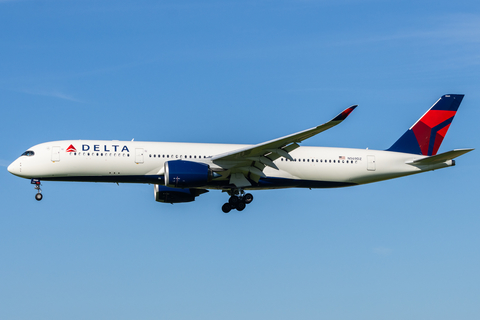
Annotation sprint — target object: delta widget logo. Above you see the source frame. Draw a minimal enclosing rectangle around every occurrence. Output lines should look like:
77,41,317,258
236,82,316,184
66,144,77,153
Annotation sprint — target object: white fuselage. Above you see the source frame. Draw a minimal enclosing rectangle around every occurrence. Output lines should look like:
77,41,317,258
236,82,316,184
8,140,453,190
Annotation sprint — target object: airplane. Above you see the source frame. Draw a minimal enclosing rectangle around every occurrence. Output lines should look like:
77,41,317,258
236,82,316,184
7,94,473,213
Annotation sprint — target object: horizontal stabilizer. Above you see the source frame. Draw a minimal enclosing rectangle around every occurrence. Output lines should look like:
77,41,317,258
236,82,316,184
407,148,474,165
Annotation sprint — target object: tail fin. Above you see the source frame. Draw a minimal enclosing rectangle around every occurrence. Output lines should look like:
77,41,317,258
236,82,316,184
387,94,464,156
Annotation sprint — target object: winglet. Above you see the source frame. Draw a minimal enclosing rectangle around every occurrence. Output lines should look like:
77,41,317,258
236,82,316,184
332,105,358,121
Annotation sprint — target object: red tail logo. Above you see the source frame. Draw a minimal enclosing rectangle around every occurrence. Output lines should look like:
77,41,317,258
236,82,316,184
387,94,463,156
66,144,77,153
411,110,456,156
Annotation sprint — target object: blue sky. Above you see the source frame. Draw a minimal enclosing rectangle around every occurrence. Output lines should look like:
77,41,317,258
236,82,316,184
1,1,479,319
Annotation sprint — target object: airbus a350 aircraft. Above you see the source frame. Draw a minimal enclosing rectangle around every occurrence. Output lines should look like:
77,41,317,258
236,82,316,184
8,94,473,212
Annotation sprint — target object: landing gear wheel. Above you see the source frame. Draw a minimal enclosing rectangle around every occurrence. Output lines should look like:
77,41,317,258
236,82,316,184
229,196,239,205
33,180,43,201
244,193,253,204
236,201,246,211
222,189,254,212
222,203,232,213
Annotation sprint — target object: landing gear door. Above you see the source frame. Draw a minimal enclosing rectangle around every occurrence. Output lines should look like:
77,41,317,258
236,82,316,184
135,148,144,164
367,155,376,171
52,146,61,162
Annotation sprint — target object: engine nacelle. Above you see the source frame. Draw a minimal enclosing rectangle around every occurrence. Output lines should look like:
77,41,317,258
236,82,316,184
154,185,209,203
164,160,214,188
154,185,195,203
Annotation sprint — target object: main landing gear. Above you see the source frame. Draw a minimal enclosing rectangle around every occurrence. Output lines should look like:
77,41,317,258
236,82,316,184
32,179,43,201
222,189,254,213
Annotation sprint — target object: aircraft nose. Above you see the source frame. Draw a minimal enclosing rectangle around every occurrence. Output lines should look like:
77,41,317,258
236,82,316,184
7,160,20,176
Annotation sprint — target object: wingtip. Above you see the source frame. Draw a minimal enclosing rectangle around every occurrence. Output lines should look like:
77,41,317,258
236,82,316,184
332,105,358,121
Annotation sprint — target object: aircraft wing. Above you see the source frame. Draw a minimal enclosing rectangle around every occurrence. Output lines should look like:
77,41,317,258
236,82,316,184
212,105,357,187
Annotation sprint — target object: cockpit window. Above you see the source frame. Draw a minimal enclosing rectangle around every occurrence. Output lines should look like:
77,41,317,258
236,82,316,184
21,151,35,157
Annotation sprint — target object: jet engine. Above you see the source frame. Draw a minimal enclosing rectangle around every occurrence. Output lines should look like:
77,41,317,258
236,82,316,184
164,160,217,188
154,185,208,203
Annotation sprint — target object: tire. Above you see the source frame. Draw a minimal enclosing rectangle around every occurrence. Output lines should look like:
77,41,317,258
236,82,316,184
35,193,43,201
236,201,246,211
222,203,232,213
244,193,253,204
228,196,239,205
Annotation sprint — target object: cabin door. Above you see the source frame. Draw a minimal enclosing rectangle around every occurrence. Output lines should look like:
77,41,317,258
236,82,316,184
367,155,376,171
51,146,61,162
135,148,144,164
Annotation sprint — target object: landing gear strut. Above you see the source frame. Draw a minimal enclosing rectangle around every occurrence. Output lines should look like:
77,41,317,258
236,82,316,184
32,179,43,201
222,189,254,213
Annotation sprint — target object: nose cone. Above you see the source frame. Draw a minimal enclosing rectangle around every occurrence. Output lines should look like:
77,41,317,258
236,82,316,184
7,160,20,176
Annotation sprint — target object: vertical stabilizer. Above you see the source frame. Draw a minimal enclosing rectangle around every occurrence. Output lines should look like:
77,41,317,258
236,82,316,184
387,94,464,156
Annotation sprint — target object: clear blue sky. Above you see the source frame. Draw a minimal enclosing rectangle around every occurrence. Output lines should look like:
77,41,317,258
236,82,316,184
1,1,479,319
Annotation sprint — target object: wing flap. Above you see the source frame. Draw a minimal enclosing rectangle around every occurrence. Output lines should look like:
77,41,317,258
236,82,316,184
229,173,252,187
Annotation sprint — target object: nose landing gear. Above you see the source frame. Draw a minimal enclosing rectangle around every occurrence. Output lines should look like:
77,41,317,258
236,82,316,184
222,189,254,213
31,179,43,201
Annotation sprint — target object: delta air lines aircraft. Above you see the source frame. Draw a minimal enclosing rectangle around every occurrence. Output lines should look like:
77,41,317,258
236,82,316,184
8,94,473,212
